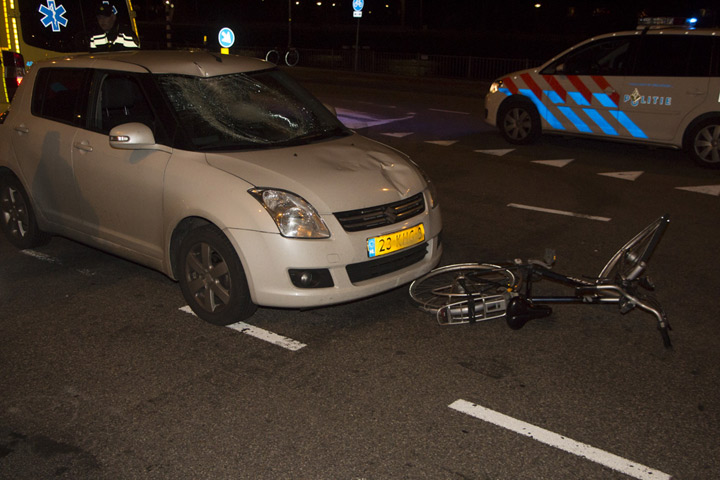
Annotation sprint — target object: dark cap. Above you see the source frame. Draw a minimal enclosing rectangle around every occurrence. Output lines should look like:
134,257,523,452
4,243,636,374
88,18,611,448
96,1,116,16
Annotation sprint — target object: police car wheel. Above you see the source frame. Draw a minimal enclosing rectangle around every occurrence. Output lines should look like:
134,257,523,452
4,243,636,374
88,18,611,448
688,119,720,169
498,101,541,145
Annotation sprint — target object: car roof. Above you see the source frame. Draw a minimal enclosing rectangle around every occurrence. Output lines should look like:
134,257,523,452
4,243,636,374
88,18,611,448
34,50,273,76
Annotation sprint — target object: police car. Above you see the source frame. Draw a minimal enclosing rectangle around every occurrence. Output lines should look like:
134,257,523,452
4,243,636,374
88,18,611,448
484,18,720,168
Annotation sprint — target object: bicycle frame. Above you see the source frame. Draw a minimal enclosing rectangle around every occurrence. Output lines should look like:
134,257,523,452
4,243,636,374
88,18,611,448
435,215,672,348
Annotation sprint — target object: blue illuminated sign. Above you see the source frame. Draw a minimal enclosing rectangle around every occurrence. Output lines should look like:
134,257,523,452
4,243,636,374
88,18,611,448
218,28,235,48
38,1,68,33
353,0,364,11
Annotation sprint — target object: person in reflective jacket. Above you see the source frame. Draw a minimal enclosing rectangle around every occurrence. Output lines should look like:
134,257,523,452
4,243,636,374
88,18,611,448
89,1,139,51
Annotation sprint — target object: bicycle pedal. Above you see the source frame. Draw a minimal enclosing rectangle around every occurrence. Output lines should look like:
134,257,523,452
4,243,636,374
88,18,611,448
639,276,655,291
619,298,636,314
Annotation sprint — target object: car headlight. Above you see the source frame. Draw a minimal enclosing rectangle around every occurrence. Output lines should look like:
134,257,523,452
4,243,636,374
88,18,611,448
249,188,330,238
408,160,439,209
489,80,504,94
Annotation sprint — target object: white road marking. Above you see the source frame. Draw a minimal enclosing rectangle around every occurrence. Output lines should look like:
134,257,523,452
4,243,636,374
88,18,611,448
22,250,95,276
475,148,514,156
449,400,673,480
598,171,644,181
508,203,611,222
426,140,458,146
335,108,414,129
676,184,720,196
533,159,574,168
429,108,471,115
22,250,61,264
179,306,306,351
381,132,414,138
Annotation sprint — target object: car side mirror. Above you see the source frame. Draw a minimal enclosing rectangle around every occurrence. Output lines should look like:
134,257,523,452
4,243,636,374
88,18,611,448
109,122,172,153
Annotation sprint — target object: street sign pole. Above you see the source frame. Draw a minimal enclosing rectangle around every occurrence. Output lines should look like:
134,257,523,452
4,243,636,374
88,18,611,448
352,0,363,72
354,17,360,71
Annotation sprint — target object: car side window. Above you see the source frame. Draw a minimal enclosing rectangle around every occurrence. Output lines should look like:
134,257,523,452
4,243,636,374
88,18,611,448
32,68,88,125
94,74,155,134
633,36,714,77
542,37,633,76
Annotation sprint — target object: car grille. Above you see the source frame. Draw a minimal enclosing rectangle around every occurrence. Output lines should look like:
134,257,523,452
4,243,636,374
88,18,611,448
346,243,428,284
334,193,425,232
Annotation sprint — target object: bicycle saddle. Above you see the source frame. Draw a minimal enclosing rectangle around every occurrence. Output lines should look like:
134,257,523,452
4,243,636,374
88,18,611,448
506,297,553,330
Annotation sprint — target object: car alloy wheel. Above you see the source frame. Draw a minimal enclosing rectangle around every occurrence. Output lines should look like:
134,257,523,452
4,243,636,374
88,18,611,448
0,175,50,249
690,120,720,168
178,225,256,325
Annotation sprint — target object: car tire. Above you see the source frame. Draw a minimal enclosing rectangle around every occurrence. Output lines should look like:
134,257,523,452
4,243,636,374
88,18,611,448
687,118,720,168
0,174,51,249
178,225,257,325
498,100,541,145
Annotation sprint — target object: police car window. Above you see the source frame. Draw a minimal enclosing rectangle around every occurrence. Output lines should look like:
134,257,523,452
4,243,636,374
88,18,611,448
633,36,713,77
542,37,632,76
32,68,87,125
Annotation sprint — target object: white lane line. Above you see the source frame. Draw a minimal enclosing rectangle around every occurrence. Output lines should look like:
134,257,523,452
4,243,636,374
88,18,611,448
475,148,515,156
179,306,306,351
508,203,611,222
676,184,720,196
598,171,644,181
381,132,414,138
429,108,471,115
426,140,458,146
22,249,61,264
449,400,673,480
533,159,574,168
22,250,95,276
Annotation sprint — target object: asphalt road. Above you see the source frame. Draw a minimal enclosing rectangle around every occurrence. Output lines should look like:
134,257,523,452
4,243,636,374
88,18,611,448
2,67,719,479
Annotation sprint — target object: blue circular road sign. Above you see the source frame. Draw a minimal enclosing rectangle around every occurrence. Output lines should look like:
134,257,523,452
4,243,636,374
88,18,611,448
352,0,364,12
218,27,235,48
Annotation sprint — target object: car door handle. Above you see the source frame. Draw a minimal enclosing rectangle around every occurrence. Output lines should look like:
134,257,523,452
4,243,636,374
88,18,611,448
73,141,93,153
686,88,705,96
14,124,29,134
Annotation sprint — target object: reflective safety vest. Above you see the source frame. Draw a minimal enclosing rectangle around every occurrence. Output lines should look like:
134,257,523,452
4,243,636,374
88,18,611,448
90,27,139,51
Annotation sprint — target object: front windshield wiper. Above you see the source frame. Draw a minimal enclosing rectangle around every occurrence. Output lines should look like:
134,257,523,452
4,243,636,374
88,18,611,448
285,126,350,146
195,126,350,151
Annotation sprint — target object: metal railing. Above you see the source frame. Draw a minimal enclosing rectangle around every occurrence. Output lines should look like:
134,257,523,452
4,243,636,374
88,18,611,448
236,47,535,81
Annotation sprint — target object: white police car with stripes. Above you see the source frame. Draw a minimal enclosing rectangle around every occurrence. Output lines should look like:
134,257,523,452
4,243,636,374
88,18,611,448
484,18,720,168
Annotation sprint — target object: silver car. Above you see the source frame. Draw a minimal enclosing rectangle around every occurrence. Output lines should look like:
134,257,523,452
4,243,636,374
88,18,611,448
0,51,442,324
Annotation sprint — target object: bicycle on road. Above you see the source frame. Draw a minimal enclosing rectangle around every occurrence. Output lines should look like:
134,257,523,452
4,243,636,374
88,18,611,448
265,47,300,67
409,214,672,348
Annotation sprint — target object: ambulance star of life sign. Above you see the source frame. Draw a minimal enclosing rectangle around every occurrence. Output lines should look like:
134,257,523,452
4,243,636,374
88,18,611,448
353,0,363,18
38,0,68,32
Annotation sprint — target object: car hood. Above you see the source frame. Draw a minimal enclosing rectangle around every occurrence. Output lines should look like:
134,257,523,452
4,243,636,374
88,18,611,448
204,134,426,213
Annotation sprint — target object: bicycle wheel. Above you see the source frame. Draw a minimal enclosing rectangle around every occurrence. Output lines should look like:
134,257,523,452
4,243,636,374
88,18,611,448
598,215,669,284
265,50,280,65
409,263,517,314
285,48,299,67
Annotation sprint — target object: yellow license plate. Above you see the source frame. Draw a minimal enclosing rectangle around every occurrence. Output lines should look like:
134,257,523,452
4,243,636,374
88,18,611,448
367,224,425,258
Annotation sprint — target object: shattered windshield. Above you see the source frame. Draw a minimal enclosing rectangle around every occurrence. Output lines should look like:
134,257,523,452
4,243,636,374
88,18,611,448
156,69,349,150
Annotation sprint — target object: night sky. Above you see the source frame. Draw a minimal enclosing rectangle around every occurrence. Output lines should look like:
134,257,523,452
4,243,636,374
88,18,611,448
133,0,716,57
